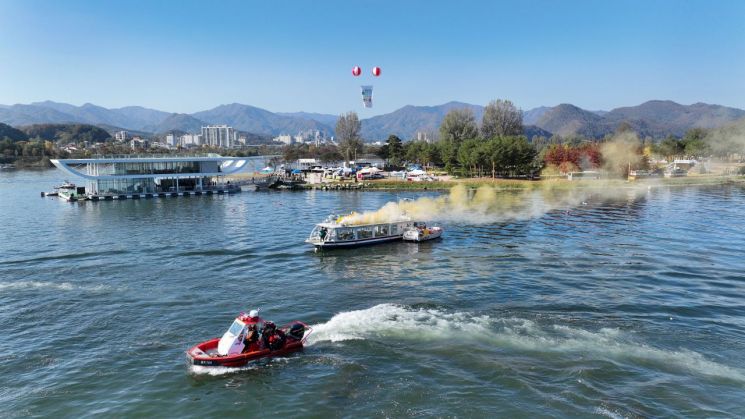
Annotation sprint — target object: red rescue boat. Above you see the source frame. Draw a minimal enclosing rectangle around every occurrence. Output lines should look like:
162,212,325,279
187,310,312,368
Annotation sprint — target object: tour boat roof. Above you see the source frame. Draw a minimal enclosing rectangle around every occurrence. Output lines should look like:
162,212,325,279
50,154,250,180
316,218,413,229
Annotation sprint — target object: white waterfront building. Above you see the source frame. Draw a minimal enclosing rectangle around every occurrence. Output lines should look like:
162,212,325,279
50,154,249,197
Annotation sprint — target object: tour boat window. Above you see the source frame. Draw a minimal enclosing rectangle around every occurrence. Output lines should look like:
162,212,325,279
391,224,398,235
336,228,355,241
357,227,373,239
375,225,389,237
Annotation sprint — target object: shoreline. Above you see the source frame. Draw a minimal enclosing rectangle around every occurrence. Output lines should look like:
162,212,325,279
14,166,745,192
304,175,745,192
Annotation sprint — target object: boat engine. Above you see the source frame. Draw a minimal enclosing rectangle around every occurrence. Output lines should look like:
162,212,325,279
288,323,305,340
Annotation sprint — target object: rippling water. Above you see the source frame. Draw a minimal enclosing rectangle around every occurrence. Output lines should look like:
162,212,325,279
1,170,744,417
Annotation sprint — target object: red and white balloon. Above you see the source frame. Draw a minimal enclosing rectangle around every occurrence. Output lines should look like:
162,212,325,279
350,65,381,108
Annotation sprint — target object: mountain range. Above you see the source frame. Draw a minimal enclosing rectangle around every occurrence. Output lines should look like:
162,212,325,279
192,103,332,137
1,99,743,142
533,101,745,138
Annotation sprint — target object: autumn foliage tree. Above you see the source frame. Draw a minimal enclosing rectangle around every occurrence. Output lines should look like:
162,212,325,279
544,143,602,174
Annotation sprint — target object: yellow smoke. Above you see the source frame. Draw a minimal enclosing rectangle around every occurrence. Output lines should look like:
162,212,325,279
337,183,593,226
336,177,656,226
601,132,644,174
338,202,412,225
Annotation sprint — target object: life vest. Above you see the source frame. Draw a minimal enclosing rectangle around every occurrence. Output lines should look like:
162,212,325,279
268,330,286,350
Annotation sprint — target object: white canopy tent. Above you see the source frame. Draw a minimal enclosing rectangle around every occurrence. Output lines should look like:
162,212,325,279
358,167,382,174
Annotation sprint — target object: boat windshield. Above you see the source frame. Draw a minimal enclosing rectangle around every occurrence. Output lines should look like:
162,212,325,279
227,320,244,336
308,225,321,241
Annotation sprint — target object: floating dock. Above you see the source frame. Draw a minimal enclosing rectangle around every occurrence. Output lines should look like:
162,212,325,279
86,189,238,201
45,188,239,202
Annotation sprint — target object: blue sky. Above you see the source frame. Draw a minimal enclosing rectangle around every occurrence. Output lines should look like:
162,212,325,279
1,0,743,115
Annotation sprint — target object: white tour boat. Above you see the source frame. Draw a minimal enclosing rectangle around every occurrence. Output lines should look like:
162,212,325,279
306,215,416,249
403,224,443,242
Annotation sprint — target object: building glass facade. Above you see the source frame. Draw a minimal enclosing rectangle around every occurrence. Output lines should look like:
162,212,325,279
51,156,246,197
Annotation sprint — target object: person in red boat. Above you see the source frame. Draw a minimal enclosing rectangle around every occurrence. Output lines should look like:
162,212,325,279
240,309,264,353
243,324,260,352
262,321,286,351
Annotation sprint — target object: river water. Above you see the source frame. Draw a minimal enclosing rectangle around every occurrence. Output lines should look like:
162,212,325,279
1,169,744,418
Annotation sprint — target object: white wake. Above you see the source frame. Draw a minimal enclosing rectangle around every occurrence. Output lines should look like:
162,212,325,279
0,280,111,292
308,304,745,383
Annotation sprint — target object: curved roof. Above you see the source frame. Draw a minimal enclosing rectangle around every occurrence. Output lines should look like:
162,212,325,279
50,156,249,180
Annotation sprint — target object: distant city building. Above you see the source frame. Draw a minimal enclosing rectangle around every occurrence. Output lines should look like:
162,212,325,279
301,129,328,146
273,130,330,146
201,125,236,148
274,134,294,145
165,133,177,146
179,133,202,147
130,137,149,150
416,131,435,143
115,131,129,142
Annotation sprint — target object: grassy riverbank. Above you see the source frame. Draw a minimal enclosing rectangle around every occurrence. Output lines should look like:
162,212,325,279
359,175,745,191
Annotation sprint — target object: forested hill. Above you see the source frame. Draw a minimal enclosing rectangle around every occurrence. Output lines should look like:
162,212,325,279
535,101,745,138
20,124,112,143
0,123,28,141
360,102,485,140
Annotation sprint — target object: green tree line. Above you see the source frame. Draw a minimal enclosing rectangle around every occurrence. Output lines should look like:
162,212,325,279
378,100,539,177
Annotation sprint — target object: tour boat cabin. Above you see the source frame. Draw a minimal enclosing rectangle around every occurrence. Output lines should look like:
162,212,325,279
306,215,416,249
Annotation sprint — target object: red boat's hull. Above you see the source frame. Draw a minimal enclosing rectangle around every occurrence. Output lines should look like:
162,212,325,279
187,337,304,367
